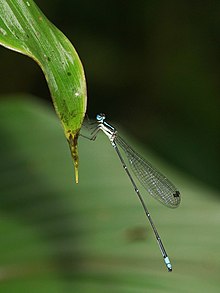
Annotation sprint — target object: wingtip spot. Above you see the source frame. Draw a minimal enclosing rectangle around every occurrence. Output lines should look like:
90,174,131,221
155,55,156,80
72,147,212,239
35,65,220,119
173,191,180,198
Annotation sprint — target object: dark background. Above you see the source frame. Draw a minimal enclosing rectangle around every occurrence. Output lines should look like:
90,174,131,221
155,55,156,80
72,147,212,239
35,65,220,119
1,0,220,190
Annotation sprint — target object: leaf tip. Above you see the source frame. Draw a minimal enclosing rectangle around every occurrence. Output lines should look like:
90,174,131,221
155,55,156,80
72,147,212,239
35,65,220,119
66,130,80,184
75,165,79,184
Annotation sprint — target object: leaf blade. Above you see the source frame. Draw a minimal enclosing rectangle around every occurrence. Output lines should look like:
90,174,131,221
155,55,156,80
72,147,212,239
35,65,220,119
0,0,87,181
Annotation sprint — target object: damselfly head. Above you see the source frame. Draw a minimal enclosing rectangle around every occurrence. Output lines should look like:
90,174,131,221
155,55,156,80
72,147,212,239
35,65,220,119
96,113,106,123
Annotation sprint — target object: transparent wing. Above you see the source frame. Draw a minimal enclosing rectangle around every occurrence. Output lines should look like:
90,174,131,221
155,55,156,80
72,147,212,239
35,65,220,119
115,135,180,208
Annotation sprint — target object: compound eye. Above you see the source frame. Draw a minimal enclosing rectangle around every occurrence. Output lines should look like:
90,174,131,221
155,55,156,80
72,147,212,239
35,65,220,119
96,113,106,122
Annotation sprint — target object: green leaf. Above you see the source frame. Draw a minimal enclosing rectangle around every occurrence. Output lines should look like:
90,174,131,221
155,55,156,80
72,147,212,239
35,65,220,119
0,0,87,182
0,96,220,292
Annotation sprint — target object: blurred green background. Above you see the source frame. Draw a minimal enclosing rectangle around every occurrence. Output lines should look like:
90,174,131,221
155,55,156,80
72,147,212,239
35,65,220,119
0,1,220,292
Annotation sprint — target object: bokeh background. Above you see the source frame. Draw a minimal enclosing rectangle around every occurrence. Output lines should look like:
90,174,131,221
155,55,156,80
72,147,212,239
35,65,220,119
0,1,220,292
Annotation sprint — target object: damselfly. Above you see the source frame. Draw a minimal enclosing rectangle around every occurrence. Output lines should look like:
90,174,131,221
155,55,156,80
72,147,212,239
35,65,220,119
82,113,180,272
